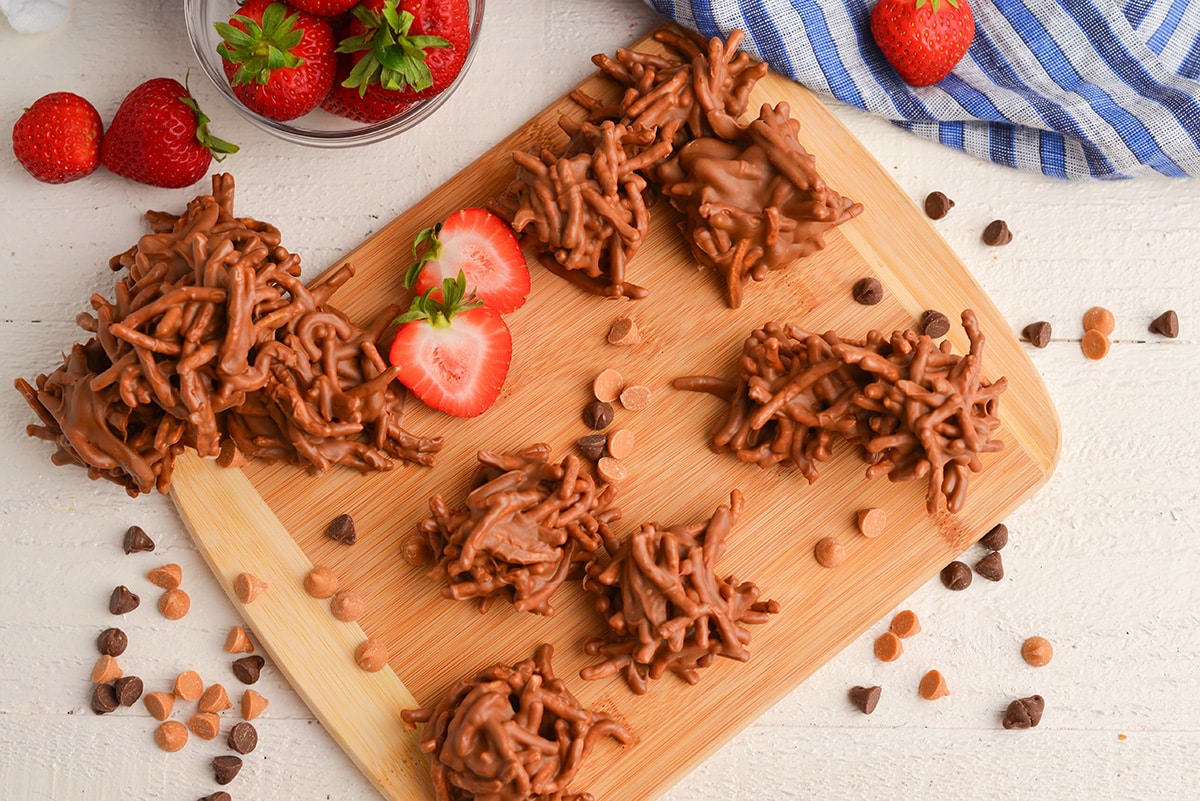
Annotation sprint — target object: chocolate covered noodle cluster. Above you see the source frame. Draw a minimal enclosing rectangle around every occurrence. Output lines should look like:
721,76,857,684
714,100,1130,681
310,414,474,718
14,174,442,496
580,490,779,695
401,644,631,801
674,310,1007,513
418,444,621,616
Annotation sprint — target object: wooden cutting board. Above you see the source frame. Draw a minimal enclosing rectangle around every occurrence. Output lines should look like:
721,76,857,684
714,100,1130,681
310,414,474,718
171,27,1060,801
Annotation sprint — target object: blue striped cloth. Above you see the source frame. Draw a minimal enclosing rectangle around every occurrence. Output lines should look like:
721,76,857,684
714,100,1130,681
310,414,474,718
643,0,1200,179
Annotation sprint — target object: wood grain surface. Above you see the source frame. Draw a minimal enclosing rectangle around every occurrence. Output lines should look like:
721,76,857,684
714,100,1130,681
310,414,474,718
170,29,1060,801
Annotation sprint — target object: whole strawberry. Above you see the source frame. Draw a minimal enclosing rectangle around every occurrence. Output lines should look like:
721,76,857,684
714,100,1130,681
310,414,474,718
290,0,358,15
12,92,103,184
100,78,238,189
216,0,337,121
870,0,974,87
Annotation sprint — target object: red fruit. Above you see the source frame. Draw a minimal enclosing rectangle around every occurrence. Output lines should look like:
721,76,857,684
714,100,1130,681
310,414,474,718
319,57,416,123
12,92,103,184
388,274,512,418
100,78,238,189
870,0,974,87
216,0,336,121
289,0,357,15
407,209,529,314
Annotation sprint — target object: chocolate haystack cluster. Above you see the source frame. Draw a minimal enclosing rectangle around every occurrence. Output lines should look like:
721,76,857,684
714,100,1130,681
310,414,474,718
418,444,621,616
401,644,632,801
580,490,779,694
14,174,442,496
498,28,861,307
674,310,1007,513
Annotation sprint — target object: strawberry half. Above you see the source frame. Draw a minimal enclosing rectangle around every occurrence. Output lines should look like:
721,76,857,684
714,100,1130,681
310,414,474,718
388,273,513,418
406,208,529,314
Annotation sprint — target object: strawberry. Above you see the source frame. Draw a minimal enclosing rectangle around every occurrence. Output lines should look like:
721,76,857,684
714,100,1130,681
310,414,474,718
388,273,512,418
12,92,103,184
216,0,337,121
870,0,974,87
406,209,529,314
100,78,238,189
289,0,358,15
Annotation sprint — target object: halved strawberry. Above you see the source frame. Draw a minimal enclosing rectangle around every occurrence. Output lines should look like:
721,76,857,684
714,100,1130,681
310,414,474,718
406,208,529,314
388,273,512,417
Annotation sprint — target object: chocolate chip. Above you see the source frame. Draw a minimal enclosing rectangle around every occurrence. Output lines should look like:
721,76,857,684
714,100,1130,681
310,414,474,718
1021,321,1052,348
982,219,1013,246
852,276,884,305
399,535,433,566
113,675,143,706
232,655,265,685
91,682,119,715
582,400,614,430
921,310,951,338
96,627,128,657
109,585,140,615
576,434,607,462
325,513,357,545
979,523,1009,551
940,560,972,591
924,191,955,220
975,551,1004,582
1002,695,1045,729
1149,310,1179,338
848,685,881,714
122,525,155,554
199,793,232,801
228,721,258,754
212,755,243,785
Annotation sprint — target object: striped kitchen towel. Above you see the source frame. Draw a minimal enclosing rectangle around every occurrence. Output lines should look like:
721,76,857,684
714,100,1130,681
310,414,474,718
643,0,1200,179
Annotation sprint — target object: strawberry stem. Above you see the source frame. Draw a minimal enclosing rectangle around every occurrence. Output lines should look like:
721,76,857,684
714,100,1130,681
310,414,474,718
215,2,307,86
396,271,482,327
404,223,444,287
337,0,450,96
180,77,239,160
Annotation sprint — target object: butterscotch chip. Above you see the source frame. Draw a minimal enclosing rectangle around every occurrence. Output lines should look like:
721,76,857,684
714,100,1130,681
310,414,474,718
592,368,624,403
198,682,232,713
188,711,222,740
889,609,921,638
1081,328,1111,360
596,456,627,484
400,534,434,566
919,669,950,700
607,316,640,345
330,591,364,622
143,691,175,721
1149,310,1179,338
224,625,254,654
606,428,634,460
1082,305,1115,335
856,508,886,538
241,689,270,721
355,638,389,672
848,685,881,714
154,720,189,752
619,384,652,411
157,588,191,620
1021,636,1054,667
174,670,204,701
91,654,122,684
145,563,182,590
304,566,340,599
873,631,903,662
814,537,845,568
234,571,268,603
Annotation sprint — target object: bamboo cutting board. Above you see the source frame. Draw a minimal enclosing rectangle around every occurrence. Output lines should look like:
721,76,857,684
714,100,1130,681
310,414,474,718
171,28,1060,801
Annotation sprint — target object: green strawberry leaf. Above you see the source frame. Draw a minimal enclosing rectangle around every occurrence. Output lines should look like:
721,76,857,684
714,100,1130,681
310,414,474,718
214,1,307,87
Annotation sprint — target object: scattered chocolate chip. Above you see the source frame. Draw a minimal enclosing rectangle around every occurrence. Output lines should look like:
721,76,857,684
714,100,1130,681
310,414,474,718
232,655,265,685
108,585,140,615
924,191,955,220
212,755,243,786
975,551,1005,581
576,433,608,462
399,534,433,566
228,721,258,755
848,685,881,714
852,276,884,305
982,219,1013,246
1022,321,1052,348
113,675,143,706
979,523,1009,551
91,682,119,715
921,310,951,338
582,399,615,430
940,561,972,591
324,513,357,545
96,627,128,657
122,525,155,554
199,793,232,801
1149,310,1179,338
1002,695,1045,729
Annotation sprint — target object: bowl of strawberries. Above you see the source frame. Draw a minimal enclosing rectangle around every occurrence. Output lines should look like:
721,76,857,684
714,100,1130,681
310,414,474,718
184,0,482,147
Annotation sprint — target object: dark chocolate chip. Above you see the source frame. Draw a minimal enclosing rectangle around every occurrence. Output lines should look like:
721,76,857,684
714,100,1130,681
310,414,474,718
1022,321,1052,348
212,755,243,785
232,655,265,685
325,513,357,545
852,276,884,306
576,434,608,462
91,682,119,715
113,675,143,706
979,523,1009,551
940,561,973,591
848,685,882,714
921,310,951,338
109,585,140,615
1002,695,1045,729
122,525,155,554
982,219,1013,246
96,627,128,657
582,400,615,430
199,793,232,801
228,721,258,754
975,551,1004,582
924,191,955,220
1149,310,1179,338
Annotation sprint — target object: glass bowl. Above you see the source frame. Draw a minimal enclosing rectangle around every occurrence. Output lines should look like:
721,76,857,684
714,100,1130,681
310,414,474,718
183,0,483,148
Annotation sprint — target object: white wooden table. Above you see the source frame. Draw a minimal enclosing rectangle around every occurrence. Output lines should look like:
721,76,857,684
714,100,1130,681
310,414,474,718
2,2,1198,799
